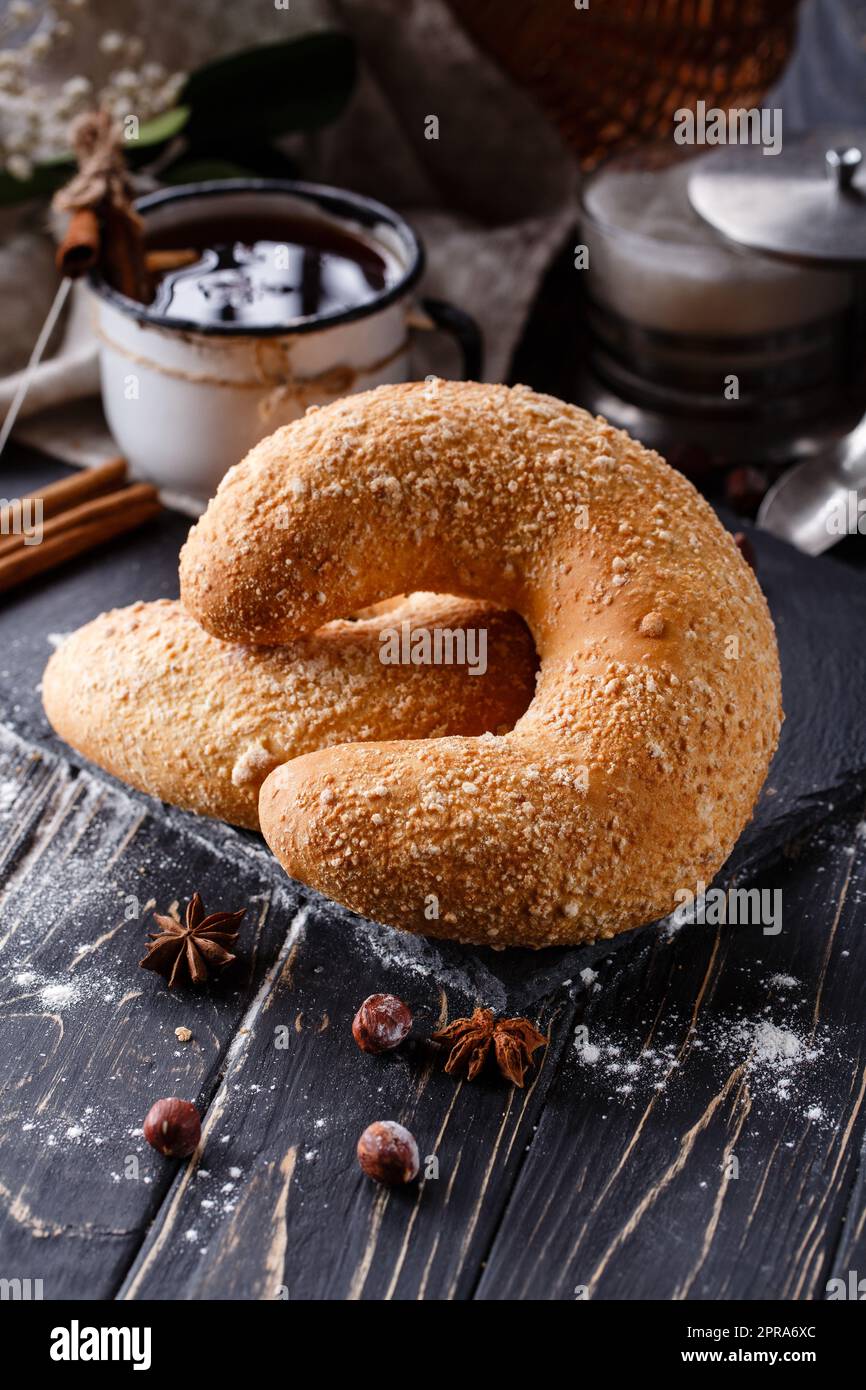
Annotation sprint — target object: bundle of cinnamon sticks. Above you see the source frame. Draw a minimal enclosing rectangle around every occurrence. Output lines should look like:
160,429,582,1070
53,113,204,300
53,111,152,302
0,459,162,595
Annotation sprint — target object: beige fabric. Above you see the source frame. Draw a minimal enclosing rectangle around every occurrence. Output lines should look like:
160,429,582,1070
1,0,577,467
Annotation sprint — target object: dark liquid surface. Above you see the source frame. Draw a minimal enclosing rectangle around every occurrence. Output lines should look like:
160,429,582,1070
146,213,394,328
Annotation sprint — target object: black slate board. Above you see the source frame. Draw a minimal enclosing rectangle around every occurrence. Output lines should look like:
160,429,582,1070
3,448,866,1005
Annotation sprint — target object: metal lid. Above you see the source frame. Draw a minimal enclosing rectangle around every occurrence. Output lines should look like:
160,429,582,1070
687,128,866,266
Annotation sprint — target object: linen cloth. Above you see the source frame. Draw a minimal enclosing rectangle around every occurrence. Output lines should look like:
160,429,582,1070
0,0,578,469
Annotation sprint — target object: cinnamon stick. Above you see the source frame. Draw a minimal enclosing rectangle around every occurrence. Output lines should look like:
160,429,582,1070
103,200,151,303
55,207,101,278
145,248,200,274
52,111,152,303
0,496,162,595
0,482,158,562
2,458,127,529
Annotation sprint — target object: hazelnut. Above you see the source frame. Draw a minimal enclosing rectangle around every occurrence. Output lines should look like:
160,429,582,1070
352,993,412,1054
357,1121,419,1185
143,1098,201,1158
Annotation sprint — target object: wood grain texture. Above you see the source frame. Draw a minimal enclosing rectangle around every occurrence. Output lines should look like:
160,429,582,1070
473,808,866,1301
119,891,569,1300
0,726,301,1299
3,721,862,1300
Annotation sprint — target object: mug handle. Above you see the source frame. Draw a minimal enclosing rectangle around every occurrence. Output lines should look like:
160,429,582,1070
412,297,484,381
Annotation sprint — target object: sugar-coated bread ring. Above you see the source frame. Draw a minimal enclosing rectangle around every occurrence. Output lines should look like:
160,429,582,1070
180,381,783,947
42,594,536,831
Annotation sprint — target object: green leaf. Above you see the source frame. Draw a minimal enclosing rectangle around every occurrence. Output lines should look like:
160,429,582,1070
161,157,256,185
0,108,189,204
126,106,190,149
182,31,356,141
0,30,355,208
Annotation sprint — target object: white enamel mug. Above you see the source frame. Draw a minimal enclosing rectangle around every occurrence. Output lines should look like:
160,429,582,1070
87,180,482,506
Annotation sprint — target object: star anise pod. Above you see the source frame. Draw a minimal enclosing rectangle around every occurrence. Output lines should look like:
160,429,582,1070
492,1016,548,1087
432,1007,495,1080
431,1007,547,1087
140,893,246,989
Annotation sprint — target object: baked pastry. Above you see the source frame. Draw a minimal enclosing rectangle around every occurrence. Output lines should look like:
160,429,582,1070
180,381,783,946
43,594,536,830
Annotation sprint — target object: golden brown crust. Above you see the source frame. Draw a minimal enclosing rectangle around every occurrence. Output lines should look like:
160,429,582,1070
42,594,536,830
181,380,783,946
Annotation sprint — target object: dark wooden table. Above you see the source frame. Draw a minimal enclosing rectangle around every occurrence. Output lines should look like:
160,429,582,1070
1,283,865,1301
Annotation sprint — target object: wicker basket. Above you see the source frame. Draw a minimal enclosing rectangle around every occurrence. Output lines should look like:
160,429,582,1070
446,0,799,169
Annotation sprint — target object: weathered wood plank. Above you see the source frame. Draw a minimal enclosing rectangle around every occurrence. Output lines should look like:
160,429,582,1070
829,1135,866,1298
122,806,866,1303
119,891,572,1301
0,724,578,1303
0,725,303,1299
473,804,866,1300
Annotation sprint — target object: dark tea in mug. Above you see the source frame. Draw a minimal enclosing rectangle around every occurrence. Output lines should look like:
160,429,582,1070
145,212,397,328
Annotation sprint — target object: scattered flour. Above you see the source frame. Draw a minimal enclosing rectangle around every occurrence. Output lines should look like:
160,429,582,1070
358,917,508,1012
39,981,80,1010
11,965,119,1015
573,1007,831,1120
737,1020,805,1065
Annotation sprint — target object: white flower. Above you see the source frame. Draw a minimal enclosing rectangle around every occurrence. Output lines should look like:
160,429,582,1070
27,30,54,59
99,31,126,55
102,92,129,120
61,75,92,98
0,6,187,170
6,153,33,180
56,88,90,118
110,69,139,92
4,128,31,154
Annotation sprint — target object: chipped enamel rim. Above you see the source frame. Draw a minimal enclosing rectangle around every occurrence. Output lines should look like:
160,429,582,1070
87,178,425,338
